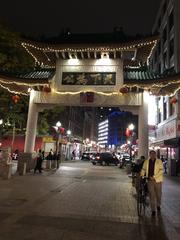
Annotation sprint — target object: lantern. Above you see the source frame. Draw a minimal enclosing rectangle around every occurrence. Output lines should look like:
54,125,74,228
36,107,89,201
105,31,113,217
125,128,132,137
119,87,129,94
43,86,51,93
170,97,177,104
12,95,20,104
59,127,65,134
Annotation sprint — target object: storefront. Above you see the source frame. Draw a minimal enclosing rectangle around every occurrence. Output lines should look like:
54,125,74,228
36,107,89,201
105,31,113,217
153,118,180,176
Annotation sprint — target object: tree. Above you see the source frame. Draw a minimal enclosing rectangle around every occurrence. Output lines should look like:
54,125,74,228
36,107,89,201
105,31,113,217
37,106,65,135
0,24,65,138
0,22,34,74
0,22,34,137
0,89,29,137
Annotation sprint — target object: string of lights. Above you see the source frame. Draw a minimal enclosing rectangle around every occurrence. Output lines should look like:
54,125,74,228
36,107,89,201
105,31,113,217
0,78,48,87
53,89,122,96
0,83,28,96
21,38,158,67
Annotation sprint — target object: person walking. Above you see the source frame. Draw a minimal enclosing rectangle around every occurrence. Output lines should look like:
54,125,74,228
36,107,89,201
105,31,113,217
141,150,163,217
47,149,54,161
56,151,61,168
34,149,43,173
71,150,75,160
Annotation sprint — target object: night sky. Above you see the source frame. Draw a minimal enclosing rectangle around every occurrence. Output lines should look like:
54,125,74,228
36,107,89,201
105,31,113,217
0,0,161,37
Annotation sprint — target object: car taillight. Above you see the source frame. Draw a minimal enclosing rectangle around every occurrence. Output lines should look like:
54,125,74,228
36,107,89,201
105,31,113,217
96,156,100,160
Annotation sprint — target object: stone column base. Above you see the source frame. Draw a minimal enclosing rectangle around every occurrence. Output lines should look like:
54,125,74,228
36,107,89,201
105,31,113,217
0,163,12,179
17,153,35,175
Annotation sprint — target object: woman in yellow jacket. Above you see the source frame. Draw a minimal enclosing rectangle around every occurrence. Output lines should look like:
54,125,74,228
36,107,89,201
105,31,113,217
141,150,163,217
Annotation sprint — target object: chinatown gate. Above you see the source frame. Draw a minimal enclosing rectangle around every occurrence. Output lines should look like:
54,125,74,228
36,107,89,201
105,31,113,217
1,33,180,173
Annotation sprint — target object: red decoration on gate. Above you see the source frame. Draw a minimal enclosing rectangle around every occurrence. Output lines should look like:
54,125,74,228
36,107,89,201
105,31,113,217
43,85,51,93
59,127,65,134
125,128,132,137
170,97,177,104
12,95,20,103
119,87,129,94
80,92,94,103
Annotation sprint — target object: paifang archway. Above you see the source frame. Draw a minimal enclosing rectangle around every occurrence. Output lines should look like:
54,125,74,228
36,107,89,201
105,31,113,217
0,33,180,172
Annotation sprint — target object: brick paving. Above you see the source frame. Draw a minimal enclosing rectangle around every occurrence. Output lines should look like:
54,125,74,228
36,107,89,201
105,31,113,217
0,161,180,240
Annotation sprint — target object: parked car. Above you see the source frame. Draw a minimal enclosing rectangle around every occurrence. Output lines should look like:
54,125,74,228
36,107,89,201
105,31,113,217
119,153,130,167
115,152,121,160
81,152,91,160
81,152,97,161
91,152,119,166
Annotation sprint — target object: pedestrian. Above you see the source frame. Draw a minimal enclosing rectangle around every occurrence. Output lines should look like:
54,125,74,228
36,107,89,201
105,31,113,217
141,150,163,217
56,151,61,168
47,148,53,161
163,158,168,174
34,149,43,173
42,150,45,160
71,150,75,160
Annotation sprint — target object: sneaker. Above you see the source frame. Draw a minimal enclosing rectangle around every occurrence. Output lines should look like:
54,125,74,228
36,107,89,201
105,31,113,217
151,211,156,217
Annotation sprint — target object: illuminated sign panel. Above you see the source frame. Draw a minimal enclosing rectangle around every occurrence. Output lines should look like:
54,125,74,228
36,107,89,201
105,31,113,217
62,72,116,85
55,59,123,92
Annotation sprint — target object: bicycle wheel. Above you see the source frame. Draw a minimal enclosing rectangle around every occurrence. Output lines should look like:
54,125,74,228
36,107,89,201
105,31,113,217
141,193,146,216
137,189,143,216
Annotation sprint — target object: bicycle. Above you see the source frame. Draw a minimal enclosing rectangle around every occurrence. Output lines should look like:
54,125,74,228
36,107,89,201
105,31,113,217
136,176,148,217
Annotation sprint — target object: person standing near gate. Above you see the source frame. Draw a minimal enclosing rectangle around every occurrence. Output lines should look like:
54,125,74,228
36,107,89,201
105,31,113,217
34,149,43,173
141,150,163,217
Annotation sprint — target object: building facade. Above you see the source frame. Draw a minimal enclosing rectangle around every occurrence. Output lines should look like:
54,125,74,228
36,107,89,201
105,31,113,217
151,0,180,175
98,111,138,149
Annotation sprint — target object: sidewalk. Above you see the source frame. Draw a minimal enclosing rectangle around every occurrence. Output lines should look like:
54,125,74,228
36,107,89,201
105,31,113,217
162,175,180,231
0,161,179,240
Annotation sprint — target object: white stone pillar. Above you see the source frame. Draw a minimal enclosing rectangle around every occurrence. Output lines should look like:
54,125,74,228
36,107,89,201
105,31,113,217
166,96,170,119
138,92,149,159
24,90,39,153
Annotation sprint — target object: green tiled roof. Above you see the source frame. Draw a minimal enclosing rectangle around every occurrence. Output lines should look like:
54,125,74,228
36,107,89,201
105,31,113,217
1,69,179,83
17,69,159,81
124,70,158,81
19,70,55,79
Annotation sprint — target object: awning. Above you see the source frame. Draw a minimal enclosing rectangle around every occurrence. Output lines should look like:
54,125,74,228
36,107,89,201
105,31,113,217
164,138,180,148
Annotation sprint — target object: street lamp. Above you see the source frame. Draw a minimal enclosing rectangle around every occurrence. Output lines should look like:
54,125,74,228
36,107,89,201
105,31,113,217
128,123,135,131
66,130,72,160
56,121,62,128
55,121,62,154
126,124,135,161
67,130,71,136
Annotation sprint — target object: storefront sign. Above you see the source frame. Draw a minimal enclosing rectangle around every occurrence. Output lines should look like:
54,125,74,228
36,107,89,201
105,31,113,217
43,136,55,142
156,119,177,141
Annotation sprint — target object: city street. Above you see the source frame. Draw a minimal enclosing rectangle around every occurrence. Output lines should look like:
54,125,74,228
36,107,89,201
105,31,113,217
0,160,180,240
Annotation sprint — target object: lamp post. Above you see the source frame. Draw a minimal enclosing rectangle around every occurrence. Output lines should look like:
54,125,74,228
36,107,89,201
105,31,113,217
54,121,66,167
67,130,71,138
56,121,61,128
127,123,135,161
66,130,72,160
55,121,62,155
